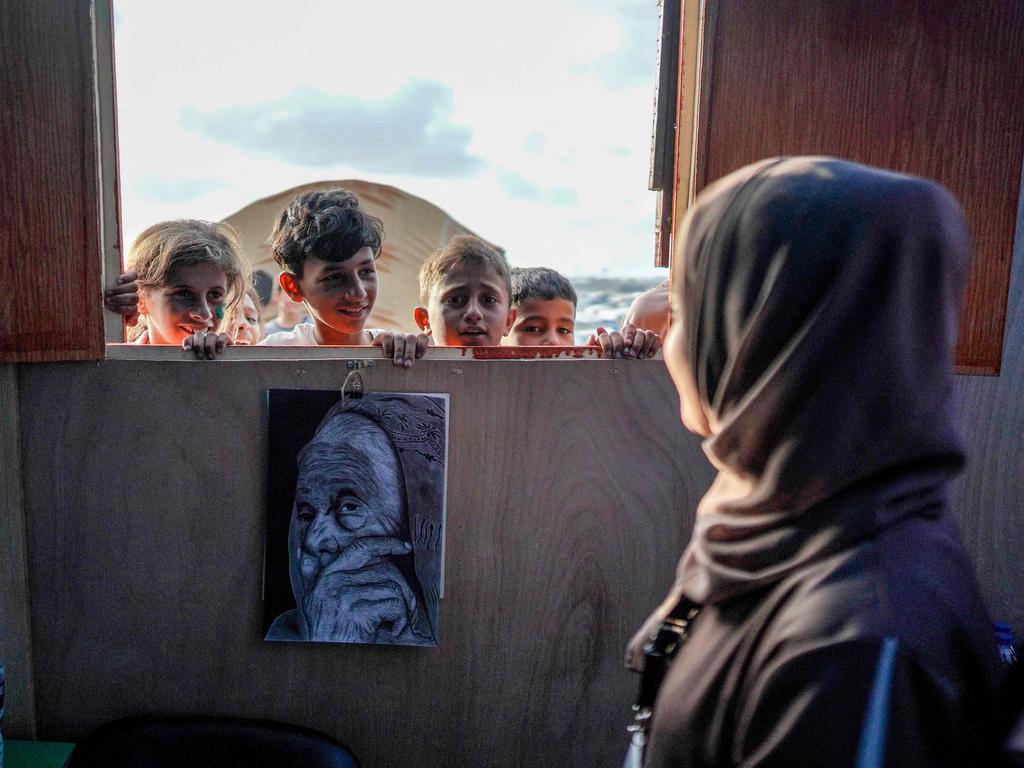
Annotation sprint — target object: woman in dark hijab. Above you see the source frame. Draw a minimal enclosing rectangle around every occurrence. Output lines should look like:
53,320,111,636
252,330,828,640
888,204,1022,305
631,157,1002,767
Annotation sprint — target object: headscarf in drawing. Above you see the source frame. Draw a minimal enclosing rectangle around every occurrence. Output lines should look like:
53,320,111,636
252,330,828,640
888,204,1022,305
305,393,447,638
673,157,969,605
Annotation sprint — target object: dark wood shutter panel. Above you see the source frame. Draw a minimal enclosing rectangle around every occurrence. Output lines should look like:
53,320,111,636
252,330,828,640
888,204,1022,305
1,1,104,362
691,0,1024,374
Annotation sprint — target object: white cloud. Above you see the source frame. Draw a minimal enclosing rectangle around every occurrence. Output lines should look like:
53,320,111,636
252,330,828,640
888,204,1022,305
113,0,665,278
182,82,482,176
134,175,228,203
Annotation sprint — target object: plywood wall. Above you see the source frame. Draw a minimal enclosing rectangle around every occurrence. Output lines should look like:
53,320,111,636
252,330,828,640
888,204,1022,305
952,176,1024,633
14,223,1024,762
18,358,713,767
0,365,37,738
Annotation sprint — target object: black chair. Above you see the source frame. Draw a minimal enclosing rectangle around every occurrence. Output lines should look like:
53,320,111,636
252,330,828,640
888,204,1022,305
67,714,359,768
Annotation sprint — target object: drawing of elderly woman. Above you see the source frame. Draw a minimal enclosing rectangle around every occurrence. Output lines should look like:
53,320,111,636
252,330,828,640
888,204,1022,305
265,394,445,646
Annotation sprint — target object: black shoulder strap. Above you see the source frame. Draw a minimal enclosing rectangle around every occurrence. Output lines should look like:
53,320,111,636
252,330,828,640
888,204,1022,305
634,597,702,714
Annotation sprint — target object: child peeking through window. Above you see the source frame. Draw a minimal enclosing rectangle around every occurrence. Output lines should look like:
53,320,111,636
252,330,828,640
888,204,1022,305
103,219,250,357
505,266,661,358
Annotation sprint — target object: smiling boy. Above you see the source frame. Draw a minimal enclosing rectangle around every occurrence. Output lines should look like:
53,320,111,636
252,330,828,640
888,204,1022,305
414,235,515,346
262,188,427,366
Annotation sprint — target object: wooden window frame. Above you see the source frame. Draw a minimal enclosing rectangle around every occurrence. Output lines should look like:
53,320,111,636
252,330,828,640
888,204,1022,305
94,1,668,363
663,0,1024,376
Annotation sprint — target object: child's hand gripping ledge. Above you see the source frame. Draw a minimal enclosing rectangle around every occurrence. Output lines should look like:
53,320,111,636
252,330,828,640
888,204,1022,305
587,323,661,359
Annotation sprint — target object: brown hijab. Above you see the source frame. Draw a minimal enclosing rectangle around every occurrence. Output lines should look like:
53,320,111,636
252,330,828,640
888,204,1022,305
674,157,970,604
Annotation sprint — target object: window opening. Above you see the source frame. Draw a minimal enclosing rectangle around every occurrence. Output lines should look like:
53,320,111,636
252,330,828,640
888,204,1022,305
101,0,672,353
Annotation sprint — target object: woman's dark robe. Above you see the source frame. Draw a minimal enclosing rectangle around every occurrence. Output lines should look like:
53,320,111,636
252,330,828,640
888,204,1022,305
643,158,1002,767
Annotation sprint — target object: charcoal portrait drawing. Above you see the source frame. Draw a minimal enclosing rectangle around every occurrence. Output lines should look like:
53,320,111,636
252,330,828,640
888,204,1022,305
263,390,447,646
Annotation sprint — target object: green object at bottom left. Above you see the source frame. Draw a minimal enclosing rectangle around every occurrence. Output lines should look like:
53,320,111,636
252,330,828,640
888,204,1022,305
3,741,75,768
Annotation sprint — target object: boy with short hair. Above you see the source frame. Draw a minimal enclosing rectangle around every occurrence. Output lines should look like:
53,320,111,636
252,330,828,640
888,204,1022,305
263,188,427,367
507,266,578,346
507,266,662,358
414,235,516,346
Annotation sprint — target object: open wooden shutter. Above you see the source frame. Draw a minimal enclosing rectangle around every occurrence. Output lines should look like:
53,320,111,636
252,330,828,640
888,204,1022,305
1,0,105,362
680,0,1024,374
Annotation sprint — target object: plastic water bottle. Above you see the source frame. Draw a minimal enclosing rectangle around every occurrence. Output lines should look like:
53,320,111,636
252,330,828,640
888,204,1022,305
995,622,1018,666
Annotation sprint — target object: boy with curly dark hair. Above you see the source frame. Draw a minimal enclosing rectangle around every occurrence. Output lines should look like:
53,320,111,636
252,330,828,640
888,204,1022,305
263,188,427,367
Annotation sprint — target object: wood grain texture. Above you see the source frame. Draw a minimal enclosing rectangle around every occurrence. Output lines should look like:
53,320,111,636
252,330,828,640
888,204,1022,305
0,364,38,738
952,178,1024,634
17,248,1024,764
18,359,713,767
675,0,704,214
692,0,1024,374
651,0,681,268
0,1,104,362
94,0,127,345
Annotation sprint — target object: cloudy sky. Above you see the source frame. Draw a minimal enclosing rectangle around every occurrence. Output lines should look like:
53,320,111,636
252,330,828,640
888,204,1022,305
114,0,665,279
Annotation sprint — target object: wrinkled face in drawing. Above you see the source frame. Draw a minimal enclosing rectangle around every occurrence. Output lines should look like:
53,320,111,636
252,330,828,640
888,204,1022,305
288,412,420,642
290,414,406,592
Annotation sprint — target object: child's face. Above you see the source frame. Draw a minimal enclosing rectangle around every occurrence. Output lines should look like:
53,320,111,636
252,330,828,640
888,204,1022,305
415,263,515,346
139,262,228,345
231,295,261,346
280,247,377,337
507,297,576,346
